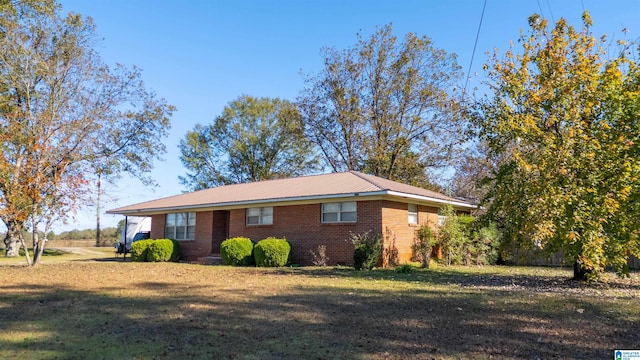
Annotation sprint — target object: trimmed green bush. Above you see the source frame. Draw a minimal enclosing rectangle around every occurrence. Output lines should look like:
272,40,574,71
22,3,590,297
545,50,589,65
254,237,290,267
130,239,154,262
220,237,254,266
169,239,181,262
131,239,180,262
147,239,180,262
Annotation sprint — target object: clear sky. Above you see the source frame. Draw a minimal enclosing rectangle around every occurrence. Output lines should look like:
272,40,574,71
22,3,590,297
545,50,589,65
54,0,640,232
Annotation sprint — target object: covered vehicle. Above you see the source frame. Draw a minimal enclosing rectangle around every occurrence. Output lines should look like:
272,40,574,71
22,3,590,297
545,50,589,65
115,216,151,254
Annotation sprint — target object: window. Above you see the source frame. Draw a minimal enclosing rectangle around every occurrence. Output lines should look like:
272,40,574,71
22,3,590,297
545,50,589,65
408,204,418,224
322,202,357,223
438,215,447,226
246,207,273,225
166,212,196,240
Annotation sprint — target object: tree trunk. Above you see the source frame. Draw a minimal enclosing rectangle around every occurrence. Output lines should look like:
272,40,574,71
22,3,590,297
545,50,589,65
19,235,32,266
32,229,38,252
96,174,101,247
33,222,51,266
573,259,591,281
33,237,46,266
4,221,22,257
420,248,432,268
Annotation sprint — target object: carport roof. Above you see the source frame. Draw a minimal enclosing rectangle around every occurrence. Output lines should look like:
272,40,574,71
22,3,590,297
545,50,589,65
107,171,475,215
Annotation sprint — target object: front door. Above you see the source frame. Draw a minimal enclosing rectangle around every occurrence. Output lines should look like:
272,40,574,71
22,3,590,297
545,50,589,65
211,210,229,254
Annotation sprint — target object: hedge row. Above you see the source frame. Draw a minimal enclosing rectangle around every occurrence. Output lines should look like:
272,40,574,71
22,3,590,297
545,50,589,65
220,237,290,267
130,239,180,262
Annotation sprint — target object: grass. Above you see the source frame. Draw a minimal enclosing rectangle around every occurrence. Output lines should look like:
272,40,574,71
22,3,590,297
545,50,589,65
18,248,66,257
0,247,117,265
0,257,638,359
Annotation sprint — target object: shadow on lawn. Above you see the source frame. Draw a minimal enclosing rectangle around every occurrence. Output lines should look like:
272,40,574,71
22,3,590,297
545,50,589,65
282,266,640,292
0,277,637,359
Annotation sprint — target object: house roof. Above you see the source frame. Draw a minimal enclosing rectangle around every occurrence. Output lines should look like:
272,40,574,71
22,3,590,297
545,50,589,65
107,171,476,215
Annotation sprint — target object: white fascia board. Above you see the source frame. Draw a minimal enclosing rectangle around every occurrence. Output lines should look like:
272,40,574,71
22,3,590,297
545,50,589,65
108,191,389,215
108,190,476,216
385,191,477,209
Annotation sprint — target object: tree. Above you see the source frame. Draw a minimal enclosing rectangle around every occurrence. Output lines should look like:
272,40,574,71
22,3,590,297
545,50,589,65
115,219,126,240
179,95,319,190
0,0,173,264
450,141,494,204
437,205,467,266
412,224,437,268
473,12,640,280
298,23,463,187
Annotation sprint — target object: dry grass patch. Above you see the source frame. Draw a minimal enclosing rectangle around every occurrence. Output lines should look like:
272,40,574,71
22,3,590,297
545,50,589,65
0,261,638,359
0,247,117,266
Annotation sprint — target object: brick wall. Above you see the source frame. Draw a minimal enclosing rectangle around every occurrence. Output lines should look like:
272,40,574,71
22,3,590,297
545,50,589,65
228,201,383,266
150,212,214,261
150,214,165,239
380,202,440,265
148,200,441,265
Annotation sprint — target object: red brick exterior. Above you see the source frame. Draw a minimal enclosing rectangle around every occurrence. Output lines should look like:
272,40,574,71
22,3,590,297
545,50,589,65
380,201,440,266
150,212,214,260
150,214,165,239
225,201,382,266
149,199,441,265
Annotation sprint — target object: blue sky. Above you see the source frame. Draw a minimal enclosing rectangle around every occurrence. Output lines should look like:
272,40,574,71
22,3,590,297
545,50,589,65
54,0,640,231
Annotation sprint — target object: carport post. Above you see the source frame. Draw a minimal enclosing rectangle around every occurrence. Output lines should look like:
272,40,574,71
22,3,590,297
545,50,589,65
123,216,128,260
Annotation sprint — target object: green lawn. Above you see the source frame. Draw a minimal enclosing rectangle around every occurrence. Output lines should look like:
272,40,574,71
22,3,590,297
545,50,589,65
0,259,638,359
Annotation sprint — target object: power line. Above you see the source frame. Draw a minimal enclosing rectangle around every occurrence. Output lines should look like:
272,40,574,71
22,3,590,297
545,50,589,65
545,0,555,23
537,0,545,18
463,0,487,97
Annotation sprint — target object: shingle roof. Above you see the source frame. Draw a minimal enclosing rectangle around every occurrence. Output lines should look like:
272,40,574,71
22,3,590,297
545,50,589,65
107,171,475,215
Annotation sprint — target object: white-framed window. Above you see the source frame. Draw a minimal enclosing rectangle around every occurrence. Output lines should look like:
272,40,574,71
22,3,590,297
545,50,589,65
322,202,357,223
246,207,273,225
438,215,447,226
166,212,196,240
408,204,418,224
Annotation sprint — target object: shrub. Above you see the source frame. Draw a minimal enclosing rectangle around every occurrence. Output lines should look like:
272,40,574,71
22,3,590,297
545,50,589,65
130,239,180,262
310,244,329,266
437,205,502,267
220,237,254,266
147,239,180,262
412,224,438,268
130,239,154,262
438,205,467,266
395,264,414,273
169,239,181,262
471,223,500,265
350,231,382,270
254,238,291,267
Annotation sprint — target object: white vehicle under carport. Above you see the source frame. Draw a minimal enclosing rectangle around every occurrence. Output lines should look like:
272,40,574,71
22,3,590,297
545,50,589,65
115,216,151,254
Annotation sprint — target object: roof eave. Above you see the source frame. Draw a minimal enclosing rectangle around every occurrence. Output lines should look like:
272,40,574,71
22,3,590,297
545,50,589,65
106,191,389,215
385,191,477,209
107,189,476,216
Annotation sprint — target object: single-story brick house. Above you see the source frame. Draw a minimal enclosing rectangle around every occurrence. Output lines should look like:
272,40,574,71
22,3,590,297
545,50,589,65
107,171,476,266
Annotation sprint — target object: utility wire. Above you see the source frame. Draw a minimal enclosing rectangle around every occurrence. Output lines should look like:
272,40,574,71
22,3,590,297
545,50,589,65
545,0,555,23
537,0,545,18
463,0,487,97
537,0,555,23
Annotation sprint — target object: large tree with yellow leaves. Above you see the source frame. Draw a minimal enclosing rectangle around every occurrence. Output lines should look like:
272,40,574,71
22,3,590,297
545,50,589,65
474,12,640,280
